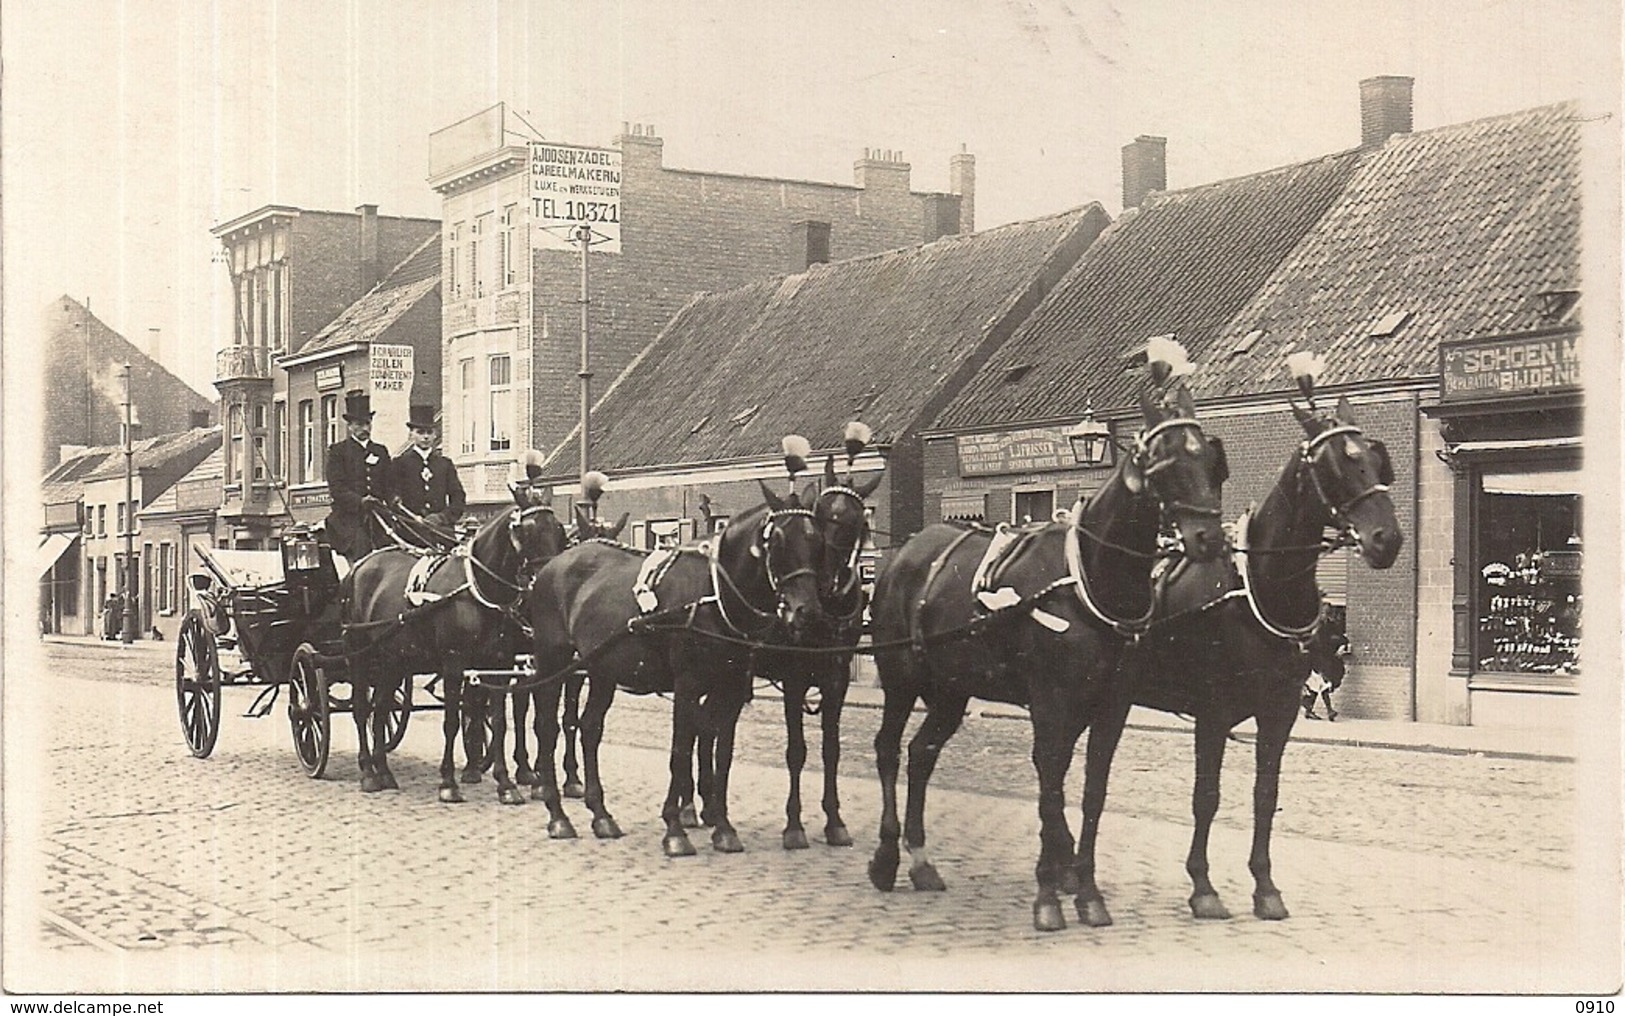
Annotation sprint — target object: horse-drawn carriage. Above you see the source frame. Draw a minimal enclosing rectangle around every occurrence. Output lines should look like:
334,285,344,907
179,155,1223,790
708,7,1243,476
173,524,533,779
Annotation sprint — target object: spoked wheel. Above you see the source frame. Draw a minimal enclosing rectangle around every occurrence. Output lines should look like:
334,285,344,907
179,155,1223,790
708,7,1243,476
288,643,332,778
175,610,222,758
383,678,412,751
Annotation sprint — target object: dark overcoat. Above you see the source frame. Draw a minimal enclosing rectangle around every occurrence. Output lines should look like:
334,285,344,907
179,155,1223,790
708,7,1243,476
389,449,466,525
325,437,392,558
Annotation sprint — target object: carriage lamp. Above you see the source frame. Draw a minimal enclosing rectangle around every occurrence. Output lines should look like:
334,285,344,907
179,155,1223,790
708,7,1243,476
1066,405,1114,467
285,536,323,573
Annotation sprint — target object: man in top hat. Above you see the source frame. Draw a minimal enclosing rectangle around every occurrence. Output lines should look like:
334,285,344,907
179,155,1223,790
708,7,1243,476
324,391,392,559
389,404,465,544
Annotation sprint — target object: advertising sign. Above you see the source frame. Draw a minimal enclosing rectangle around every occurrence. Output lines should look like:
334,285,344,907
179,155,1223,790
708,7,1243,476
1440,333,1581,402
315,364,344,391
369,344,415,442
529,143,622,253
957,427,1072,476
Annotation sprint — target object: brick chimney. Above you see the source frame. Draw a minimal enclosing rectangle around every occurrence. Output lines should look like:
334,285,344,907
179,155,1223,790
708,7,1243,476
854,148,911,195
357,204,380,292
950,145,975,232
1360,76,1414,148
1122,135,1167,209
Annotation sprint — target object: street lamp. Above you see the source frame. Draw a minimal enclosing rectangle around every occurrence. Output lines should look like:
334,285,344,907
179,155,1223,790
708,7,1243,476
121,362,138,643
575,223,593,478
1065,402,1114,467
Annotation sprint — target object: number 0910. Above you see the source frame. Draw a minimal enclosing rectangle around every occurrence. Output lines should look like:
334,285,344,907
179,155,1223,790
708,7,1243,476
1576,1002,1614,1013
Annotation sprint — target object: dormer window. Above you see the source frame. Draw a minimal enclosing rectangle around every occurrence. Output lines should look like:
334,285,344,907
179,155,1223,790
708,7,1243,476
1002,364,1034,385
1368,310,1411,339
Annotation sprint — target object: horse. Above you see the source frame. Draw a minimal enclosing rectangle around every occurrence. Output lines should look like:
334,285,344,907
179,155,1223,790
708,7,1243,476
343,480,570,801
866,381,1231,932
1078,393,1402,925
510,501,628,799
523,480,828,855
739,452,883,850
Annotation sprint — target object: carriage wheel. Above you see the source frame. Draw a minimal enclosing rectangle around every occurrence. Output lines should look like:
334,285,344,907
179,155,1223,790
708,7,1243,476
288,643,332,779
175,610,222,758
383,678,412,751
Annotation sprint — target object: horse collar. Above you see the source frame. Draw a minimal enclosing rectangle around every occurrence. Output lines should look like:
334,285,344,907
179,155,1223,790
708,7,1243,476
1064,498,1156,637
1231,508,1320,647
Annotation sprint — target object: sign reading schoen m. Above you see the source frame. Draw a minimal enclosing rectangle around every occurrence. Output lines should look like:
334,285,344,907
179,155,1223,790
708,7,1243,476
529,142,623,253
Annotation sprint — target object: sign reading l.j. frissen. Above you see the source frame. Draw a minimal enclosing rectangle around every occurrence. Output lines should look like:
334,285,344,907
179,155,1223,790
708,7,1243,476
957,427,1072,476
529,143,622,253
1440,333,1581,402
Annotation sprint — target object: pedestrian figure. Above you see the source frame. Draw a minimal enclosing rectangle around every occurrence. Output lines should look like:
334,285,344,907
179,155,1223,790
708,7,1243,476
1304,607,1350,720
323,392,392,560
387,404,465,550
102,592,123,640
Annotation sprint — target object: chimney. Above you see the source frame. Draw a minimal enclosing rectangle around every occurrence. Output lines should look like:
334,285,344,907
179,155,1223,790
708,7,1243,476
357,204,380,292
950,145,976,232
1122,135,1167,209
1360,76,1413,148
854,148,911,194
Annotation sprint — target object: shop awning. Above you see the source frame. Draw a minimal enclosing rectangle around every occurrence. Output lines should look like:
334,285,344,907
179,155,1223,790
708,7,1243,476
940,493,986,521
1482,471,1583,497
37,532,79,577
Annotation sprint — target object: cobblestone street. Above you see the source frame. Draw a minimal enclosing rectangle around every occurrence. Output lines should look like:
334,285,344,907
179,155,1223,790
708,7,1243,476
3,640,1612,993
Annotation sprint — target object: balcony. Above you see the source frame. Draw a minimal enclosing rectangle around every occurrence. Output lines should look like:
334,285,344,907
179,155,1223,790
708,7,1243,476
215,345,272,382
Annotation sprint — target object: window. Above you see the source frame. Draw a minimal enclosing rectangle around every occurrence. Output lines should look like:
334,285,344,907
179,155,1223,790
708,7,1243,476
157,542,172,613
488,354,512,451
1475,471,1582,676
83,506,93,535
459,358,477,454
805,221,831,267
1013,489,1055,525
644,519,687,551
97,505,106,537
322,394,339,453
501,205,519,287
448,223,463,299
253,435,268,481
473,213,493,298
272,401,287,482
298,400,315,483
117,503,126,535
226,403,244,484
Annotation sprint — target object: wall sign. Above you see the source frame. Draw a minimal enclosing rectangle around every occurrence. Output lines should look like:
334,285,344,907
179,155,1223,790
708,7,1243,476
1440,333,1581,402
956,427,1072,476
369,343,415,440
315,365,344,391
529,143,623,253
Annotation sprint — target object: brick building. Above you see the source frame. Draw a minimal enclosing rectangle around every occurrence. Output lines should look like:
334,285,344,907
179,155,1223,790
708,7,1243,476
41,297,214,470
425,104,976,507
927,79,1590,730
210,204,439,547
535,208,1108,554
136,447,225,641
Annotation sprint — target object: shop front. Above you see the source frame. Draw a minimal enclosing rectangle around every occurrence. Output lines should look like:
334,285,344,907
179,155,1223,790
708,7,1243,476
1432,329,1582,729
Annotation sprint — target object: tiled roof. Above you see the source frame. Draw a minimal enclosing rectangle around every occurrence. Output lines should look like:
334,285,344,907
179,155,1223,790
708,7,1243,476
300,233,440,356
936,151,1363,431
83,428,222,481
43,447,116,505
139,446,224,515
1194,103,1582,398
563,208,1105,473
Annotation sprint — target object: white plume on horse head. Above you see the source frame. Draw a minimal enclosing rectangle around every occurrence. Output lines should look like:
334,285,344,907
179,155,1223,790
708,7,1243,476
842,420,872,466
782,434,812,478
1286,349,1327,406
507,450,551,505
581,469,609,505
1145,334,1193,387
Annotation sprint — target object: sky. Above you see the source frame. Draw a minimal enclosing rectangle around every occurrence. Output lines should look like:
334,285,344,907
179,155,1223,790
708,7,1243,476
2,0,1618,397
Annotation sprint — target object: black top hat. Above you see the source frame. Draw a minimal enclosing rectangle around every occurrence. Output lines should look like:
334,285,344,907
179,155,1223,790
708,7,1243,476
342,392,374,422
406,405,438,430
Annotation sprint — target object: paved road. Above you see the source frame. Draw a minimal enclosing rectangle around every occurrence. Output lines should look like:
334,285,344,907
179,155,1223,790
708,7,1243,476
4,640,1610,993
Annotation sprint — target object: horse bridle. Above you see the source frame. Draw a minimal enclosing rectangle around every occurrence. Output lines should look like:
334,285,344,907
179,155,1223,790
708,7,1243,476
759,507,820,594
1301,424,1390,534
1133,417,1223,520
815,486,868,595
467,504,560,610
707,506,822,636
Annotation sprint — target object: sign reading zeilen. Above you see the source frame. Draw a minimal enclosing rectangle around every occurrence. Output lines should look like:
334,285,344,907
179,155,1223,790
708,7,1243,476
1440,333,1581,402
529,143,622,253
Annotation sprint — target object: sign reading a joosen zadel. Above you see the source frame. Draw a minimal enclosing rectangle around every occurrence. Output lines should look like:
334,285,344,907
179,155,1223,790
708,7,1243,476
1440,333,1581,402
529,143,622,253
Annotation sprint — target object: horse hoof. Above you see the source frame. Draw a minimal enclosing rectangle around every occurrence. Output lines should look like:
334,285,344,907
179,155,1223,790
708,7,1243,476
783,828,810,851
1253,893,1290,921
360,774,388,793
1033,900,1067,933
591,816,623,839
563,779,586,799
460,768,482,785
529,784,546,801
678,804,700,829
498,787,526,806
662,833,697,858
868,850,899,892
908,863,947,892
1076,897,1114,928
824,823,854,848
712,829,744,854
379,771,399,791
438,786,465,804
1190,893,1232,920
514,767,535,787
1059,867,1081,896
548,817,578,840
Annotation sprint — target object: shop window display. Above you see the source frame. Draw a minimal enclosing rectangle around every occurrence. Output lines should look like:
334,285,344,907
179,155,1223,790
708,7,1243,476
1476,472,1581,675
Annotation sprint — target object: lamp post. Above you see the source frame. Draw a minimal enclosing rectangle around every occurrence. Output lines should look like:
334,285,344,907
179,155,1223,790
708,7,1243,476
1066,401,1114,467
121,362,138,643
575,223,593,478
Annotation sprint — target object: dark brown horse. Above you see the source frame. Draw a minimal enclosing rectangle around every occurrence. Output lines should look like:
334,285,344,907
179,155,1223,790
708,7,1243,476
524,482,827,854
866,382,1230,932
746,450,883,850
343,483,569,801
1078,392,1402,925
